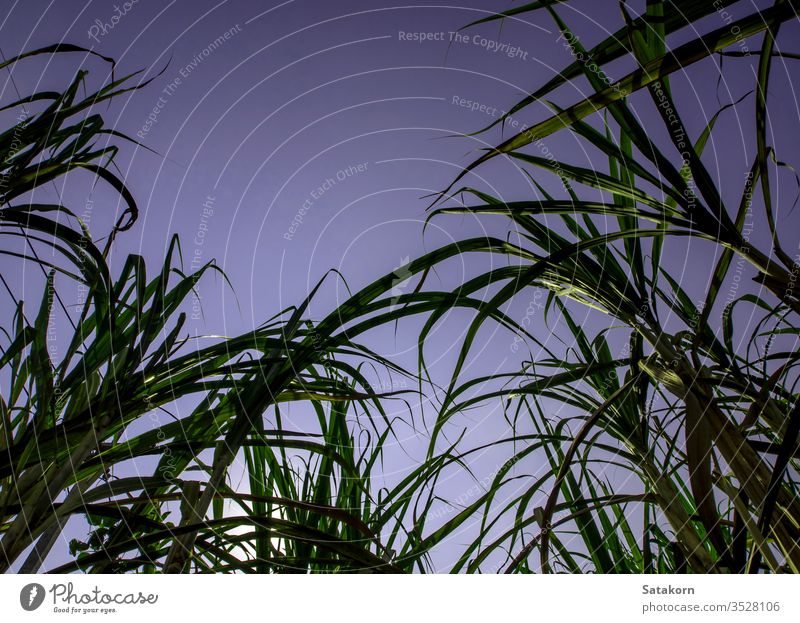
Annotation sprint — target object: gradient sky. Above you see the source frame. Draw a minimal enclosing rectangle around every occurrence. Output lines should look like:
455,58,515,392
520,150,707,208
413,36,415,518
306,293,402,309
2,0,800,571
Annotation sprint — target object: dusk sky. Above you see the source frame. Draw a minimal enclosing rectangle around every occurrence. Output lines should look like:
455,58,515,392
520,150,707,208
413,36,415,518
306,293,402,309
2,0,800,571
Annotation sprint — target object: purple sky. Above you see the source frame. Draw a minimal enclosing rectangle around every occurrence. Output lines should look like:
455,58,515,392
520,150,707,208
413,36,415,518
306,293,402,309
2,0,800,571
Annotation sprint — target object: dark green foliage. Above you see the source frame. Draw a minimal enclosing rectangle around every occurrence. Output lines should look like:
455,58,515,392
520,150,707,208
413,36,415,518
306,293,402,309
2,1,799,574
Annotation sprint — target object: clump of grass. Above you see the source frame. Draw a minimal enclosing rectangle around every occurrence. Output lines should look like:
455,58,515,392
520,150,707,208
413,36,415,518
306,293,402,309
2,1,799,574
0,46,470,573
423,0,800,573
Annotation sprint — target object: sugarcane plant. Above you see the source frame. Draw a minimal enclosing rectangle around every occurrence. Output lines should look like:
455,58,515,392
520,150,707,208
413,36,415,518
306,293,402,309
420,0,800,572
0,45,525,573
2,0,799,575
